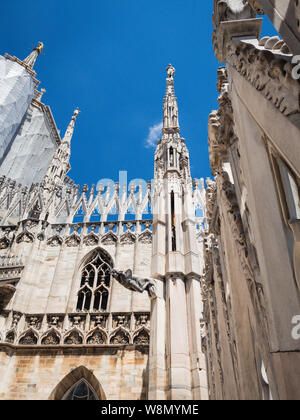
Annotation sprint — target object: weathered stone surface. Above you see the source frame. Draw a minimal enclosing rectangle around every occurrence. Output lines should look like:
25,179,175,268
204,3,300,401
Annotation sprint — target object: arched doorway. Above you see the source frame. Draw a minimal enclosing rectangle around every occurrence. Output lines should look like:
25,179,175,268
49,366,106,400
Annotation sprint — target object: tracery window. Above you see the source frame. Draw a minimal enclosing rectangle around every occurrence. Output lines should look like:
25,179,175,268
76,249,112,312
63,379,98,400
271,155,300,224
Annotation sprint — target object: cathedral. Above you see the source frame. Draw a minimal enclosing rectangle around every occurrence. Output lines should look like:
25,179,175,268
0,0,300,401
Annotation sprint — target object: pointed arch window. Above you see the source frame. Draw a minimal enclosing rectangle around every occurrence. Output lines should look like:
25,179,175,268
76,249,113,312
63,379,98,400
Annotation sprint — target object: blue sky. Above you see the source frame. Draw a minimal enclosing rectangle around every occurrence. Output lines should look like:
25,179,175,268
2,1,278,188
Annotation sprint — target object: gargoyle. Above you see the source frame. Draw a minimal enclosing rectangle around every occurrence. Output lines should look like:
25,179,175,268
111,269,157,299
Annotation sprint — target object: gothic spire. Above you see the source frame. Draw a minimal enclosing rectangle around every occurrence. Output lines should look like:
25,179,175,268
163,64,180,134
63,108,80,143
23,42,44,69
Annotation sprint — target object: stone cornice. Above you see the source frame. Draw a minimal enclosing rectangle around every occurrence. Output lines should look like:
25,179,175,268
213,18,262,62
212,0,262,62
0,343,149,354
0,311,151,348
227,39,300,116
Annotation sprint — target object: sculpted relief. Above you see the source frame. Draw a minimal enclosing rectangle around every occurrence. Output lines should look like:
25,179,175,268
111,269,157,299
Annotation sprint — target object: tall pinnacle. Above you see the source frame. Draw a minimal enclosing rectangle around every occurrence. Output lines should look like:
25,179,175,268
23,42,44,69
163,64,180,134
36,89,46,102
63,108,80,143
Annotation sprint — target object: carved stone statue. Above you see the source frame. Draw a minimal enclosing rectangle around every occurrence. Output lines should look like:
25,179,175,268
35,42,44,55
166,64,175,79
111,269,157,299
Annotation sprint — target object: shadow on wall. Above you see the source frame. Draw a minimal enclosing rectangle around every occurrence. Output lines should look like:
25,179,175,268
140,360,149,400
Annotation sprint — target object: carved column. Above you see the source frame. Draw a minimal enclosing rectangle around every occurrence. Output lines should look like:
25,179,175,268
186,274,208,400
148,279,166,400
165,274,192,400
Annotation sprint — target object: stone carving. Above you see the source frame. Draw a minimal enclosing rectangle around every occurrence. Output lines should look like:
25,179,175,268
0,228,13,249
0,172,204,237
29,202,42,220
5,330,15,344
37,231,45,241
27,316,42,330
113,314,130,329
110,329,130,345
83,232,99,246
41,331,60,346
47,234,63,247
87,330,106,345
138,230,152,244
91,315,107,329
69,315,85,329
19,331,38,345
218,172,270,341
101,232,118,245
227,41,300,116
206,179,217,231
11,313,21,328
120,230,136,245
259,36,290,54
65,232,81,247
212,0,262,61
0,311,151,349
213,0,256,28
0,236,10,249
135,313,150,328
16,222,36,244
207,66,237,176
64,330,83,345
111,269,157,299
48,316,63,329
0,260,23,287
133,329,150,346
166,64,175,79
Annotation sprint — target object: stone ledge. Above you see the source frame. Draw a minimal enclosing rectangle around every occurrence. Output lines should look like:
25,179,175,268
0,343,149,355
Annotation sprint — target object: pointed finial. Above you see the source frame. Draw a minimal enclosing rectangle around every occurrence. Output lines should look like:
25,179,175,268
35,42,44,55
36,88,46,102
63,108,80,143
72,108,80,120
163,64,179,132
166,64,175,80
23,42,44,69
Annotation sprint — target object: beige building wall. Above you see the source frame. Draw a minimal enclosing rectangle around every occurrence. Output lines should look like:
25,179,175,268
204,0,300,400
0,349,148,400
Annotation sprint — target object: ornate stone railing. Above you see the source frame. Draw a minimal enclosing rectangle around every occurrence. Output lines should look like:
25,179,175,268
0,311,150,348
0,256,24,283
0,220,153,248
0,174,206,229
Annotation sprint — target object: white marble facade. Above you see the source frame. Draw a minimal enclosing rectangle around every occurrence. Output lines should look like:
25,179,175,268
0,46,207,400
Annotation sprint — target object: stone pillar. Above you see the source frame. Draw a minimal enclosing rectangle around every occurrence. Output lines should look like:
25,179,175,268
186,275,208,400
165,274,192,400
148,278,166,400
